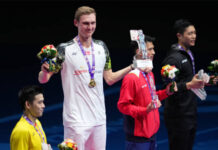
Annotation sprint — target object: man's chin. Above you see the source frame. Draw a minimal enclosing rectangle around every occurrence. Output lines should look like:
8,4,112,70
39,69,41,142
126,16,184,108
37,113,43,118
139,67,153,73
86,32,94,37
190,42,195,46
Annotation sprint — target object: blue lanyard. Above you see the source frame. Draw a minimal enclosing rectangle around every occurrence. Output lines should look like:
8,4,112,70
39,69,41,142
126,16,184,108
177,44,195,74
141,72,155,100
23,115,45,142
77,36,95,80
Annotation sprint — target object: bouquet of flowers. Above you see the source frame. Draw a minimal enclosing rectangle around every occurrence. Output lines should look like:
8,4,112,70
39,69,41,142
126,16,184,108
207,59,218,84
161,64,179,92
208,59,218,74
37,44,64,73
58,138,77,150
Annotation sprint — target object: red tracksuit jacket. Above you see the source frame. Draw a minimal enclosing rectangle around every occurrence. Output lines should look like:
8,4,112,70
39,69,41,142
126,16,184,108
118,69,168,139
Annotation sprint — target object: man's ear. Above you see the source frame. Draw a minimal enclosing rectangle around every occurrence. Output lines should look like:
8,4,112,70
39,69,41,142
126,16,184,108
74,19,78,27
176,33,182,40
25,101,31,110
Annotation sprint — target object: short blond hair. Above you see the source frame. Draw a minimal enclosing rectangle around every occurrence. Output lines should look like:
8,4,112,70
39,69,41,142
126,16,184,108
74,6,96,21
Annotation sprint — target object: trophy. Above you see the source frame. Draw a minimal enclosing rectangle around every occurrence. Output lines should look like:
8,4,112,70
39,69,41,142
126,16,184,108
130,30,157,108
191,69,209,100
130,30,153,70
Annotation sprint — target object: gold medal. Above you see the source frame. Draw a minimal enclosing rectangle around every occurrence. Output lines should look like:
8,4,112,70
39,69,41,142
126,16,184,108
89,79,96,88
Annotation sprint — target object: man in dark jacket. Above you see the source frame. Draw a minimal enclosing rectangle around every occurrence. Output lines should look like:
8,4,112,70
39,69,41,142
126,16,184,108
161,19,205,150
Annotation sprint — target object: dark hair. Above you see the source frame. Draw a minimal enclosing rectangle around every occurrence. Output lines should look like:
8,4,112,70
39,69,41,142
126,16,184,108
174,19,193,34
18,85,43,111
130,35,155,53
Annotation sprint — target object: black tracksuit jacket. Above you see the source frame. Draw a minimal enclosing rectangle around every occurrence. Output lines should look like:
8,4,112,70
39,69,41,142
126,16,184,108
161,43,197,130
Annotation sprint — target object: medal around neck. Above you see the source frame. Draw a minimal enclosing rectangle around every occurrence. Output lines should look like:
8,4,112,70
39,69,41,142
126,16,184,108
77,36,96,88
89,79,96,88
152,95,159,108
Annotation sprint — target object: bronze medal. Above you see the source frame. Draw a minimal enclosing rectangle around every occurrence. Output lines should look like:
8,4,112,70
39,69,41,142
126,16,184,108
89,79,96,88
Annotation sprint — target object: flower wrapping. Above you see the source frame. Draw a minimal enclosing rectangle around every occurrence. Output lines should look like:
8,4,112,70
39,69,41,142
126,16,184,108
161,64,179,92
37,44,64,73
58,138,77,150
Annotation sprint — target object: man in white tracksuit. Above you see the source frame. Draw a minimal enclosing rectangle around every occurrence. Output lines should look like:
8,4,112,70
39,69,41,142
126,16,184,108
38,6,133,150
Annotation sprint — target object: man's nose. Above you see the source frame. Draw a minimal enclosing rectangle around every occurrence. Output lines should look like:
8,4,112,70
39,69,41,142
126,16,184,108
87,23,92,29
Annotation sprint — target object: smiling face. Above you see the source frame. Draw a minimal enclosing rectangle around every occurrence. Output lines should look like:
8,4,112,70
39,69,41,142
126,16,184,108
177,25,196,49
26,93,45,118
74,13,96,40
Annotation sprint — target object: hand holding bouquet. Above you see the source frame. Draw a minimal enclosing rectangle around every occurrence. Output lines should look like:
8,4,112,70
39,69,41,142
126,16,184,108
37,44,64,73
161,64,179,92
58,138,77,150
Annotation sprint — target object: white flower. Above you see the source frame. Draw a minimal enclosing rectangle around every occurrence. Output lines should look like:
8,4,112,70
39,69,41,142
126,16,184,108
168,71,175,79
211,60,218,66
61,142,66,147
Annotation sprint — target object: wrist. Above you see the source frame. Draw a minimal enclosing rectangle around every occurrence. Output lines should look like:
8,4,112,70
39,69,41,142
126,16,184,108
41,70,49,74
186,82,191,90
166,89,173,96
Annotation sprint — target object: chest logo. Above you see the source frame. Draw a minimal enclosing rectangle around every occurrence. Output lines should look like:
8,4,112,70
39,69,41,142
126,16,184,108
72,52,77,55
142,84,147,88
182,59,188,63
85,51,91,55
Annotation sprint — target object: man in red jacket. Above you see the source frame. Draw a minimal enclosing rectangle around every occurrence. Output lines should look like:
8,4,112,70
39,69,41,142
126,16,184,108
117,35,176,150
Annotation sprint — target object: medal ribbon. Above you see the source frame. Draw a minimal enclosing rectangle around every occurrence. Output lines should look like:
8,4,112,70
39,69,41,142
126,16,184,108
23,115,45,143
178,44,195,74
77,36,95,80
141,72,157,100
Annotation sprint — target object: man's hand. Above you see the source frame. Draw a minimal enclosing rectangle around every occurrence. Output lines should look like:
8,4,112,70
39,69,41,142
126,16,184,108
207,75,218,85
212,76,218,84
166,82,178,95
146,100,161,113
38,62,54,84
186,74,205,89
156,100,162,108
41,62,50,73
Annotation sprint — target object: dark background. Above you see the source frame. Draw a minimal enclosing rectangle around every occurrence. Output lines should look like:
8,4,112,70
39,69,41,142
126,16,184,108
1,0,218,113
0,0,218,149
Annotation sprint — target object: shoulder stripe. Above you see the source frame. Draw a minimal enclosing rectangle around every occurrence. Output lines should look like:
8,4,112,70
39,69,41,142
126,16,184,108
56,39,75,61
